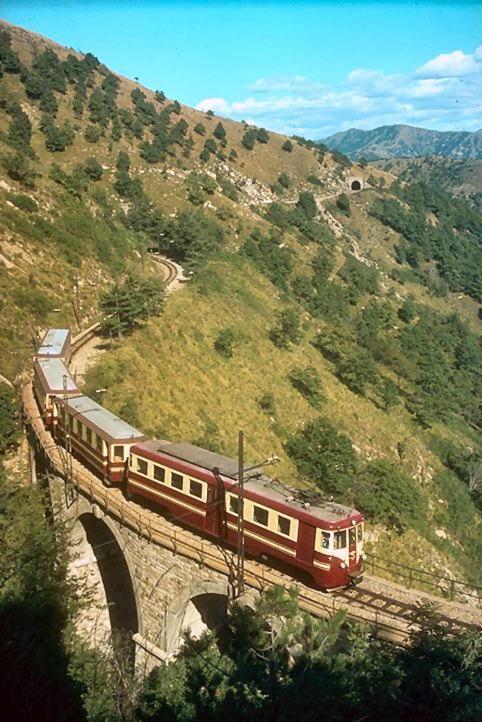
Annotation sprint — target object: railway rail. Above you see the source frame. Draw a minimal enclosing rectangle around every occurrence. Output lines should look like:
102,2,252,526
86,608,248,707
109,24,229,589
147,254,179,285
23,324,482,644
22,265,482,646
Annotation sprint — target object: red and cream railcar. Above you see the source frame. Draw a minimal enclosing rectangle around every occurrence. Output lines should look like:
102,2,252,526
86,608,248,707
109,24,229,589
33,358,79,428
53,394,146,485
36,328,72,365
128,440,364,590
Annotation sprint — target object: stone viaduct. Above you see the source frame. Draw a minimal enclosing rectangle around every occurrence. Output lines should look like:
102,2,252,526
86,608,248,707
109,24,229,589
49,475,231,673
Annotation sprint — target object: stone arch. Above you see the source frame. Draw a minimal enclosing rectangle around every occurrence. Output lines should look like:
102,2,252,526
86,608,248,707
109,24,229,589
164,580,229,655
69,504,142,656
350,177,363,191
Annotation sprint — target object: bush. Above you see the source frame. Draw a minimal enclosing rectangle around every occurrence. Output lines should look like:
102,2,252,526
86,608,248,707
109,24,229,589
6,193,37,212
288,366,325,408
269,308,301,349
84,124,102,143
286,416,357,494
356,459,422,531
1,152,37,188
83,157,103,181
0,383,20,452
213,122,226,141
278,172,290,189
336,193,351,215
256,127,269,144
204,138,217,154
194,122,206,135
282,139,293,152
258,392,276,416
242,128,257,151
214,327,237,358
337,352,378,395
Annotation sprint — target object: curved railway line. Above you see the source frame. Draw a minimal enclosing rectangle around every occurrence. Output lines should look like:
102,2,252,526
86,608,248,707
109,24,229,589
22,261,482,647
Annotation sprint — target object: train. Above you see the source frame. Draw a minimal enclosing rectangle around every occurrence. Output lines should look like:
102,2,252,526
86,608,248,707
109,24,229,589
33,328,364,591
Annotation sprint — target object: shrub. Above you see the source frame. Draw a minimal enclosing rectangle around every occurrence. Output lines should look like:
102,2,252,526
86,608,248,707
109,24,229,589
337,352,378,395
256,127,269,144
213,122,226,141
83,157,103,181
242,128,257,151
286,416,357,494
356,459,423,531
288,366,325,408
258,392,276,416
214,327,237,358
269,308,302,349
296,191,317,220
155,90,166,103
7,193,37,212
204,138,217,154
194,122,206,135
0,383,20,452
278,172,290,189
1,152,37,188
336,193,351,215
84,124,102,143
307,174,323,187
282,139,293,152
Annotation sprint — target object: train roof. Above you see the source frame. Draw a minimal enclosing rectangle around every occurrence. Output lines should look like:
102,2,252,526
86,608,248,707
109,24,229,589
34,358,78,394
57,394,146,443
134,439,359,525
36,328,70,357
144,440,244,479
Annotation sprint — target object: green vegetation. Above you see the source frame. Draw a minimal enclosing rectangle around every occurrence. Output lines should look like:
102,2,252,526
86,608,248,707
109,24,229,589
0,383,19,452
100,274,165,339
214,327,238,358
371,182,482,301
286,416,357,493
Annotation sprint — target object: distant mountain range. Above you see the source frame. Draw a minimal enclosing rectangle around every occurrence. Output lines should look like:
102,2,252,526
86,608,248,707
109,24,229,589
322,125,482,161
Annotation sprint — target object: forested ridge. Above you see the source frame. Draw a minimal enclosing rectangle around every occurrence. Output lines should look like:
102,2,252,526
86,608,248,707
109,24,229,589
0,20,482,719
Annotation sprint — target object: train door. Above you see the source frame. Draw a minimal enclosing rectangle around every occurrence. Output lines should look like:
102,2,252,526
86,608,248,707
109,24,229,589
205,484,222,538
332,529,349,567
348,524,358,568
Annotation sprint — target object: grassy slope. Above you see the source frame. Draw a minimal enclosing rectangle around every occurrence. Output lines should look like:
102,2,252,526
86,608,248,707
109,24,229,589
1,20,481,588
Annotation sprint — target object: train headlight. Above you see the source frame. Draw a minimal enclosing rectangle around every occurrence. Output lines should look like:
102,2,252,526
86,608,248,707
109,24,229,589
361,553,367,561
340,561,347,569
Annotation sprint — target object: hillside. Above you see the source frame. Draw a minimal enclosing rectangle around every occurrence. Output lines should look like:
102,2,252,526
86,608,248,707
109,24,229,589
323,124,482,161
1,19,481,592
372,156,482,200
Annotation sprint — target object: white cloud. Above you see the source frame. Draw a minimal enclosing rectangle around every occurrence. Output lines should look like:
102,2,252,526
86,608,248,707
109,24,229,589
195,44,482,138
417,49,479,78
195,97,230,114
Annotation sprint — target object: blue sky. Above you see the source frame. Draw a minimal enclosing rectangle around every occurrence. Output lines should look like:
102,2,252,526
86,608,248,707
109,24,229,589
2,1,481,137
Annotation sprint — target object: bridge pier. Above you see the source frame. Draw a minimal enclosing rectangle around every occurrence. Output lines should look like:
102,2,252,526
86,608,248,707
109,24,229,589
46,473,230,674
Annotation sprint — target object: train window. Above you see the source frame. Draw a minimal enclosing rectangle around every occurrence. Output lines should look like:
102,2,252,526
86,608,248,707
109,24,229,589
96,435,103,452
321,531,331,549
228,495,239,514
171,472,184,490
334,530,347,549
253,505,269,526
277,515,291,536
137,458,148,475
69,417,75,432
129,455,133,468
349,527,357,546
357,524,363,542
113,445,124,462
153,465,165,483
86,428,92,446
189,479,203,498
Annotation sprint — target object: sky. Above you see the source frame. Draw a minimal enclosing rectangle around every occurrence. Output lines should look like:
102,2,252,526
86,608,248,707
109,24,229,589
1,1,481,138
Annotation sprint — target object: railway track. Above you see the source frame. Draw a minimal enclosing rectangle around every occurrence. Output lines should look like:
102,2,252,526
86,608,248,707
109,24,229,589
23,281,482,647
147,254,179,285
24,327,482,645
